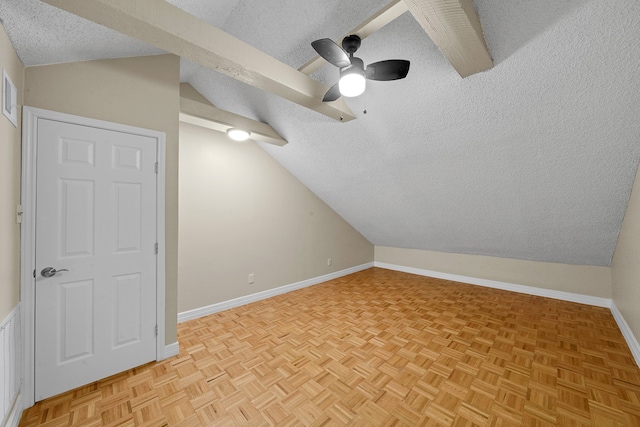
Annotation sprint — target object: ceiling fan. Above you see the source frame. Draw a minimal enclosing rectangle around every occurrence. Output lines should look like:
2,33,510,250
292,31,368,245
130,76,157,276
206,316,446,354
312,34,410,102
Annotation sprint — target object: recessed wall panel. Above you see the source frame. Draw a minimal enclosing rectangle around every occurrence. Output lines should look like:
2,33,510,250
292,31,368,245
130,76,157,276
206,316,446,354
113,274,142,348
113,183,142,253
59,280,94,364
59,137,95,167
60,179,94,257
113,145,142,171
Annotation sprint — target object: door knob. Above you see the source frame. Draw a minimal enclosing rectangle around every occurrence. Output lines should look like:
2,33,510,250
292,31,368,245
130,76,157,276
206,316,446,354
41,267,69,278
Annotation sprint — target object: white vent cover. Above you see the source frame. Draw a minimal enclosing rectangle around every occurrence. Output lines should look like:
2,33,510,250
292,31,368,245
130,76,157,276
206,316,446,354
2,69,17,127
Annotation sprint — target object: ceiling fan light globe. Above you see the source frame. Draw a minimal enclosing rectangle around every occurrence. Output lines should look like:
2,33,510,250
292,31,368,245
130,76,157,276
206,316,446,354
339,73,366,97
226,128,251,141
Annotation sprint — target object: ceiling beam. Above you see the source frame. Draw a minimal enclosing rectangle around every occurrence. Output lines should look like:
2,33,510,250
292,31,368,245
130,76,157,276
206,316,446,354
179,83,287,146
402,0,493,77
298,0,409,76
41,0,355,122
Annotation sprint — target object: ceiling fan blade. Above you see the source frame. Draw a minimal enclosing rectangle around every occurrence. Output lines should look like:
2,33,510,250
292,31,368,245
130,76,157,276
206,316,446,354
365,60,410,81
322,83,341,102
311,39,351,68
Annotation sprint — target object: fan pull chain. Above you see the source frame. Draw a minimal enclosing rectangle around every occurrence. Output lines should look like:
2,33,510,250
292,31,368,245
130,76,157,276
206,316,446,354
363,92,367,115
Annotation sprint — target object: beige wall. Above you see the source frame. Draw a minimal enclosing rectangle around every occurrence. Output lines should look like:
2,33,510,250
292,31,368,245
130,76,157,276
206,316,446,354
0,24,24,322
178,122,373,313
611,163,640,342
375,246,612,298
24,54,180,344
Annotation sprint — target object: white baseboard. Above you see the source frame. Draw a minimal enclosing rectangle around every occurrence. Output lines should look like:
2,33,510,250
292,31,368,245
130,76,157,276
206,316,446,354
375,262,640,368
160,342,180,359
1,392,22,427
610,302,640,368
1,304,21,427
176,261,640,370
374,262,612,307
178,263,374,323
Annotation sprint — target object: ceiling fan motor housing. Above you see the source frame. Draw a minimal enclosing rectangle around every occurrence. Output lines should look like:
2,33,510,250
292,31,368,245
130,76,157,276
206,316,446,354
342,34,361,54
342,56,364,73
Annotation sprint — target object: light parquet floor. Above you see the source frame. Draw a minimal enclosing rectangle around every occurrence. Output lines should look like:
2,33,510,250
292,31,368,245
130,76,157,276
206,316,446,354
19,268,640,426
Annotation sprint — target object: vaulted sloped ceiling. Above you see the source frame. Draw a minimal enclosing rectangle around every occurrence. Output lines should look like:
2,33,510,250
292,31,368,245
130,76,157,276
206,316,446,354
2,0,639,266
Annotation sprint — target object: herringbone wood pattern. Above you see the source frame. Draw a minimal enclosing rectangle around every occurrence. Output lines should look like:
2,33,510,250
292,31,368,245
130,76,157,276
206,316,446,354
19,268,640,426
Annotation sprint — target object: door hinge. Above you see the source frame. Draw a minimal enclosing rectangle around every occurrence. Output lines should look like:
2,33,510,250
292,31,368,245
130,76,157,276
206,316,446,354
16,204,23,224
33,269,36,278
154,243,158,255
155,162,158,174
155,325,158,337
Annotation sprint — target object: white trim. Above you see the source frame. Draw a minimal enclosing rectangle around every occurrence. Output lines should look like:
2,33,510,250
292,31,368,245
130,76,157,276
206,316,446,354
178,263,374,323
20,108,37,409
374,262,612,308
155,126,168,362
20,107,167,408
162,342,180,359
1,305,21,427
610,302,640,368
1,392,22,427
0,304,19,331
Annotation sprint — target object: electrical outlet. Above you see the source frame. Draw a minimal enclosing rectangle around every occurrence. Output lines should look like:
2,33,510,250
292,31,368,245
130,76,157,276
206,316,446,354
327,258,332,266
248,273,255,284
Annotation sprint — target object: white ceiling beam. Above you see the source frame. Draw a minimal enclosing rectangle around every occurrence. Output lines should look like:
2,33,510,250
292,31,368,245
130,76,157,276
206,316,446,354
41,0,355,122
402,0,493,77
179,83,287,146
298,0,409,76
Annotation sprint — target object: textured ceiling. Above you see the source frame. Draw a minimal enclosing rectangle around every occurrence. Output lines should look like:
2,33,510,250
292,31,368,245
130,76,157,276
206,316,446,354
2,0,639,266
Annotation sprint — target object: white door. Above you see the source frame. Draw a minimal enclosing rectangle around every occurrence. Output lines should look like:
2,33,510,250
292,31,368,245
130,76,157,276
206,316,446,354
34,118,158,401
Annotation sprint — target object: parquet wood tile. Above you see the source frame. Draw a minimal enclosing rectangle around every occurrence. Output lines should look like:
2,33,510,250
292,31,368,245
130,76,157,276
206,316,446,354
19,268,640,426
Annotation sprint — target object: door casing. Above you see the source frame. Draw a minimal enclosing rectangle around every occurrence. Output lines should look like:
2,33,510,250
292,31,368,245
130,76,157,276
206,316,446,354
20,106,167,408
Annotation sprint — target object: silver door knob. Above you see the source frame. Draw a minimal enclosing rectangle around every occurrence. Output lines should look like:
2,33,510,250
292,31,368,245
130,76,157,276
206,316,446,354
41,267,69,278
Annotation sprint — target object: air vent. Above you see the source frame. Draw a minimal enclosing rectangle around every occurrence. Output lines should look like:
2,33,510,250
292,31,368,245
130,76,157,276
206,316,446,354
2,69,17,127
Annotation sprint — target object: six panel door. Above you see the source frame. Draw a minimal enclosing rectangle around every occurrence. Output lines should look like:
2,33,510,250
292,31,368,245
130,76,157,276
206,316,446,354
34,118,158,401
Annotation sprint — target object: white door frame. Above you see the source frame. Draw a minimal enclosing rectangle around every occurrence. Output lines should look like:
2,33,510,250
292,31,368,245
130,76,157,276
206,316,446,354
20,106,167,407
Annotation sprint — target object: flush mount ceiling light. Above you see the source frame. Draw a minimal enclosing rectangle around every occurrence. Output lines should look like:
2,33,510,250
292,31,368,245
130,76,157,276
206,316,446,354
179,82,287,146
226,128,251,141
